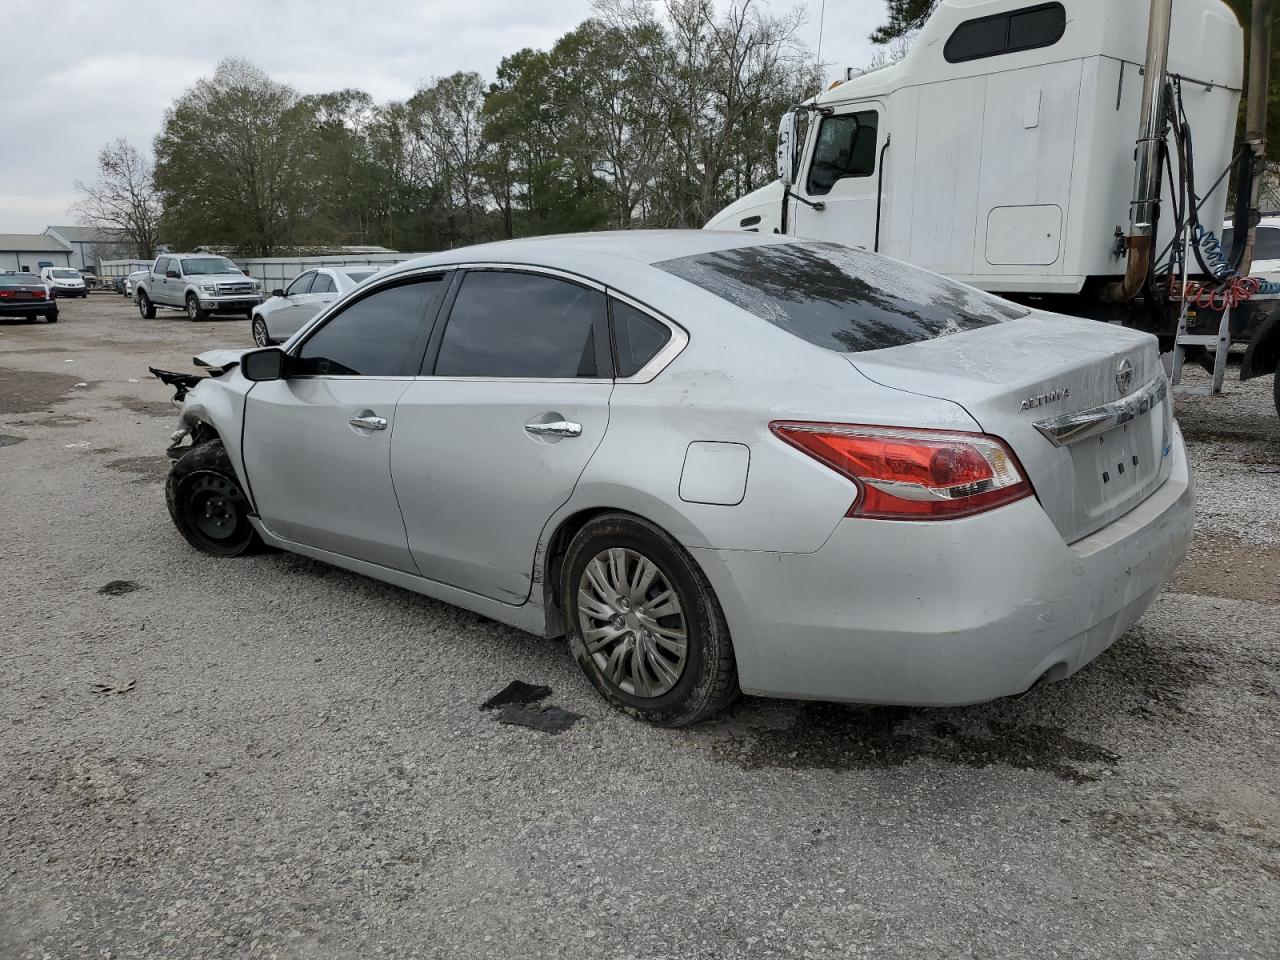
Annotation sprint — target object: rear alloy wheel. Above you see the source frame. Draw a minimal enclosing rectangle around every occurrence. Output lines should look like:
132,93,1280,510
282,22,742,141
166,441,262,557
137,291,156,319
562,513,738,725
186,294,208,322
252,316,271,346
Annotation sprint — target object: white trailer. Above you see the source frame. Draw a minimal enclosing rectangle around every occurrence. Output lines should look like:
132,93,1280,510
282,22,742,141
709,0,1243,299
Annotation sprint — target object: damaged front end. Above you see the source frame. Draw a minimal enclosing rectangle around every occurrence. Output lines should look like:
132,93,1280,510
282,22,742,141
149,350,246,459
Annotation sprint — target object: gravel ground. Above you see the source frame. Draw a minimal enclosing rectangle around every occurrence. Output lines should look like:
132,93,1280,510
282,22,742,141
1,296,1277,960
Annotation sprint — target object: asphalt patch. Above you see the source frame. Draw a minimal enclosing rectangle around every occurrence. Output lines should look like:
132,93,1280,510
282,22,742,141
481,680,553,710
98,580,141,597
105,455,171,484
496,703,583,734
0,433,25,447
117,396,176,418
0,366,83,415
719,704,1119,783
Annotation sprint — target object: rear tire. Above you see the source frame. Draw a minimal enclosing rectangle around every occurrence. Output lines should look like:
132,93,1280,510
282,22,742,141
166,441,262,557
1273,371,1279,419
138,291,156,319
45,311,58,323
561,512,738,726
186,294,208,322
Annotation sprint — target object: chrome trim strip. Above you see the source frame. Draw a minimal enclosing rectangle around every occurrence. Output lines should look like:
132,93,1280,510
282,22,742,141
1033,374,1167,447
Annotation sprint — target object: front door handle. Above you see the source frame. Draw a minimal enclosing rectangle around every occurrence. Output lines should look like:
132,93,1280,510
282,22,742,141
349,415,388,431
525,420,582,438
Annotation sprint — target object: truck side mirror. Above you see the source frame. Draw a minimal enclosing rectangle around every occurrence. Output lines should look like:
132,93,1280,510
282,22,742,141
165,270,179,279
241,347,288,382
777,110,799,186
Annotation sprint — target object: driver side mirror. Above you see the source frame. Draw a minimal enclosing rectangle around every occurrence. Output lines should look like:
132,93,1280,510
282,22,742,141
776,110,800,187
271,288,285,298
241,347,288,382
165,270,179,279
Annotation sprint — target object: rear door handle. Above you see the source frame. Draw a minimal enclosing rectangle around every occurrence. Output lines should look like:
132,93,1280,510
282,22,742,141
349,415,388,431
525,420,582,438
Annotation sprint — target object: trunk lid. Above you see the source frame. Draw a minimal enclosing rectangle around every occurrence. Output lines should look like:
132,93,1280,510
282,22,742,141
847,313,1173,543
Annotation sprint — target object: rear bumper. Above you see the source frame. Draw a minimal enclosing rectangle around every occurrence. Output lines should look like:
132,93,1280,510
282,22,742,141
692,422,1194,706
0,301,56,317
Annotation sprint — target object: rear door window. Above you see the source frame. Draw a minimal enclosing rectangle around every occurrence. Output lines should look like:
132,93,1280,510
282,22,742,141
656,241,1026,354
311,273,336,294
432,271,607,378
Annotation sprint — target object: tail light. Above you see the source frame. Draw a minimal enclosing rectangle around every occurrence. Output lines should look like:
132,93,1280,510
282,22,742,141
770,422,1034,520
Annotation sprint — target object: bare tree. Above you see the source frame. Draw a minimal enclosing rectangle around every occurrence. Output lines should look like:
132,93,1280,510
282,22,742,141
70,139,163,259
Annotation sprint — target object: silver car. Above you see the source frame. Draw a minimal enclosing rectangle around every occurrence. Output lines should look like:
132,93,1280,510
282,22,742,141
250,266,382,346
157,231,1193,725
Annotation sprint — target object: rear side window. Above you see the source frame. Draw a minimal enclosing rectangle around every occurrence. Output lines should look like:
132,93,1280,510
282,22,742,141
612,300,672,378
807,111,878,196
656,241,1026,354
311,273,336,294
944,2,1065,63
434,271,605,378
295,277,444,376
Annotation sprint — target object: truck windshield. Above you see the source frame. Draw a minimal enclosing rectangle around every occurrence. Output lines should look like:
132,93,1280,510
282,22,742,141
180,257,240,275
51,269,80,279
656,241,1026,353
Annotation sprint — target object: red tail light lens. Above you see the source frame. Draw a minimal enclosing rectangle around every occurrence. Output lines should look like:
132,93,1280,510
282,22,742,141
770,422,1034,520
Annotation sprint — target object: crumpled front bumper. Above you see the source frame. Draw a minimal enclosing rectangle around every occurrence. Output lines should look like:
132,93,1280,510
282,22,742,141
690,423,1194,706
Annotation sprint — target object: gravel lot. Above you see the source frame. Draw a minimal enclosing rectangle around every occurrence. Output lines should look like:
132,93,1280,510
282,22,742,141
1,295,1277,960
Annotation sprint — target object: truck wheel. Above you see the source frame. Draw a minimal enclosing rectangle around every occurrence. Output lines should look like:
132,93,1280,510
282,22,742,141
137,291,156,319
186,294,208,322
166,441,262,557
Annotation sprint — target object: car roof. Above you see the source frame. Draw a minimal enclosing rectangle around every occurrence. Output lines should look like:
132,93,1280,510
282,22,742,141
384,230,793,281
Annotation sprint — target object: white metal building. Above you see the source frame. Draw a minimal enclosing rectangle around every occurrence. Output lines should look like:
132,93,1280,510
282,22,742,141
0,234,73,273
44,225,133,272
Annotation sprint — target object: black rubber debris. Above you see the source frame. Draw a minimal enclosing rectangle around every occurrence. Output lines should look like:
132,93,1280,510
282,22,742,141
98,580,141,596
0,434,25,447
480,680,552,711
496,703,582,734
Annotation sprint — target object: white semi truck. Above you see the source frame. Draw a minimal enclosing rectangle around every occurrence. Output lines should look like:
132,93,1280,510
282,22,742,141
706,0,1279,411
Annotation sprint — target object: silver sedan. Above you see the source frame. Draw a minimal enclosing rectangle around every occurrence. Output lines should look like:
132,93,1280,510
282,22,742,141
157,231,1193,725
250,265,382,346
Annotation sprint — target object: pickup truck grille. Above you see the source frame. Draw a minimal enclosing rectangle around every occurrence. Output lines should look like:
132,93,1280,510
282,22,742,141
216,282,255,295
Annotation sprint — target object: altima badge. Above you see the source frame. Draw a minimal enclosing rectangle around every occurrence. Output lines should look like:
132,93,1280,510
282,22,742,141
1019,387,1070,411
1115,358,1134,395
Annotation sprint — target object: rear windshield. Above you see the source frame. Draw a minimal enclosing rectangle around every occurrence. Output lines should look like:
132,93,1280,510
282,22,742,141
342,270,374,284
0,275,37,286
656,241,1026,353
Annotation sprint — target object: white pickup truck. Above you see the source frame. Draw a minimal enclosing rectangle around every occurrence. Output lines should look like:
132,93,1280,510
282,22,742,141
134,254,263,321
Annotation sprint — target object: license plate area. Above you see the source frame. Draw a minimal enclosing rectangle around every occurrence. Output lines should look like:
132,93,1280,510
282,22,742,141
1068,402,1167,532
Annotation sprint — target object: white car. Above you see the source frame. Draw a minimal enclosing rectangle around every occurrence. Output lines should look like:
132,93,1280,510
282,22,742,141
125,269,149,299
250,266,382,346
1221,215,1280,284
39,267,87,298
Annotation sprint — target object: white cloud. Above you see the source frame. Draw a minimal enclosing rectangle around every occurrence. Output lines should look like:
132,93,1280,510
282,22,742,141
0,0,886,232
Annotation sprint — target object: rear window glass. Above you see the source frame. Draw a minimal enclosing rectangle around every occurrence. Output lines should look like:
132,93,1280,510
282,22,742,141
343,270,374,284
1220,227,1280,260
655,241,1026,354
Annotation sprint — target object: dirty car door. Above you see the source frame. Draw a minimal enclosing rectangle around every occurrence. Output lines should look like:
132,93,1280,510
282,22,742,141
241,274,448,571
392,268,613,602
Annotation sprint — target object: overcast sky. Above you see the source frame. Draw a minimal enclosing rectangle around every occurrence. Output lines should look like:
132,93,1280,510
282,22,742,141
0,0,882,233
